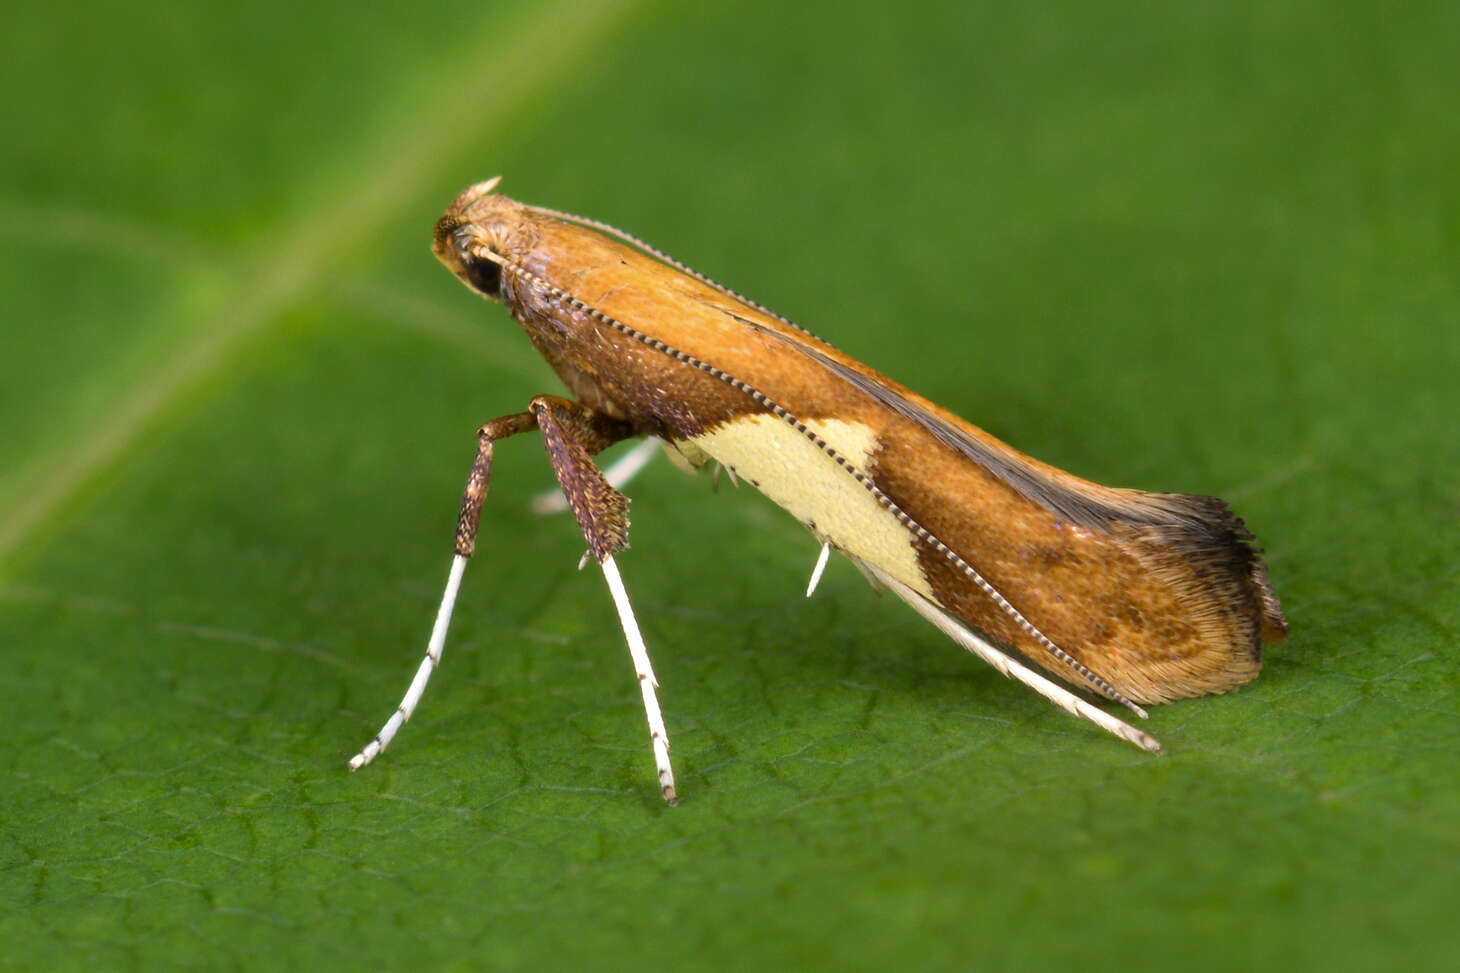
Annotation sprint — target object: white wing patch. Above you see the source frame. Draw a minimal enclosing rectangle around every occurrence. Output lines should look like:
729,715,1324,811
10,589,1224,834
680,415,933,598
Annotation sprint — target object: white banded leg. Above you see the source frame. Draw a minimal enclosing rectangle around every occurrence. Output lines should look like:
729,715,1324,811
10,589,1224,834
868,565,1162,755
599,553,677,805
349,554,469,770
348,414,503,772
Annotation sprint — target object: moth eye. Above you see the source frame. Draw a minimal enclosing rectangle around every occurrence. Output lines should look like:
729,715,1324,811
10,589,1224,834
463,253,502,298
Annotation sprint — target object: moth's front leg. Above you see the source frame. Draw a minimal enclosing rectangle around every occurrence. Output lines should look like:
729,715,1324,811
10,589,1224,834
348,408,535,773
349,397,680,805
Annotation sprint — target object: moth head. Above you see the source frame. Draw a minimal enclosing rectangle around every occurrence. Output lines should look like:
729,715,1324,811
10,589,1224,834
432,176,513,302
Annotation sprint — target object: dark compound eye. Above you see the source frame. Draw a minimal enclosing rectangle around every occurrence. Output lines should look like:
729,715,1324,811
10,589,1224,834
463,254,502,297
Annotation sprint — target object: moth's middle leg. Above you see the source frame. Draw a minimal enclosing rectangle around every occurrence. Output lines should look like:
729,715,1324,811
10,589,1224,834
348,395,678,804
526,396,678,805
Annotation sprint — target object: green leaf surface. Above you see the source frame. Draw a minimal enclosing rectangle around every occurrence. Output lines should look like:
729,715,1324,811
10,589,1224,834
3,0,1457,968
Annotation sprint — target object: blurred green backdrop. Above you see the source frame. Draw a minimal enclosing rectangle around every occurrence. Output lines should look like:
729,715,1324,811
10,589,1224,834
3,0,1457,968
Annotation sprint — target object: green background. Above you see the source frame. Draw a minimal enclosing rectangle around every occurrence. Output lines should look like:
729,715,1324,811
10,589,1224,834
3,0,1457,968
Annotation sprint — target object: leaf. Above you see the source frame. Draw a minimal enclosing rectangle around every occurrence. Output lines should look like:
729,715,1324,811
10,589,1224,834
3,0,1457,968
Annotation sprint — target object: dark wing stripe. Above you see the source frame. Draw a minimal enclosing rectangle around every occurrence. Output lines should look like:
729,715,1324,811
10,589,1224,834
717,307,1198,530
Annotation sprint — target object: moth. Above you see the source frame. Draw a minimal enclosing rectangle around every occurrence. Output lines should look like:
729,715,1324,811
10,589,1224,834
349,177,1289,804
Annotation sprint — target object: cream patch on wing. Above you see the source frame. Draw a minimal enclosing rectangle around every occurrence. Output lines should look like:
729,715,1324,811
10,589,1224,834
679,415,933,598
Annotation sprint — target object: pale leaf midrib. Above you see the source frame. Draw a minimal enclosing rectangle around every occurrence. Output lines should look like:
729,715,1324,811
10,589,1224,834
0,0,640,567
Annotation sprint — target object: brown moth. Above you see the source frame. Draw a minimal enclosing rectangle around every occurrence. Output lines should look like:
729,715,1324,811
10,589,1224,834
349,177,1289,804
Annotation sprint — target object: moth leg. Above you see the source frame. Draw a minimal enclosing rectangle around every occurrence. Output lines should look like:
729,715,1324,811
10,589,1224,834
349,410,537,771
805,540,831,598
864,563,1162,755
529,395,678,805
349,396,676,802
531,437,661,516
600,553,676,804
